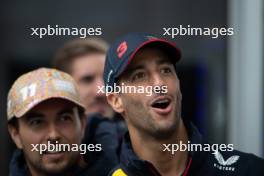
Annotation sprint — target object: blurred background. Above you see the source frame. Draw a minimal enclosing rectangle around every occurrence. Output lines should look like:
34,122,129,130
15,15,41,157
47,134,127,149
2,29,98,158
0,0,263,175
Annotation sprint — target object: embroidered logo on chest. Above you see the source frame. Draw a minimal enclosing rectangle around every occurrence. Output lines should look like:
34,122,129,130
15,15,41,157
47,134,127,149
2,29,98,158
213,151,239,172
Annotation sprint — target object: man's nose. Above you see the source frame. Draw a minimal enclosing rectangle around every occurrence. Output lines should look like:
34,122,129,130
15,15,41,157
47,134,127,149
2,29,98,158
46,124,61,141
94,78,105,97
152,73,165,87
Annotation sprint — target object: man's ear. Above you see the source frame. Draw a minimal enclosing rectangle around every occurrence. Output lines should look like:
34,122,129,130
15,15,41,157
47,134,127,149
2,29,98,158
8,124,23,149
80,114,87,138
106,93,124,114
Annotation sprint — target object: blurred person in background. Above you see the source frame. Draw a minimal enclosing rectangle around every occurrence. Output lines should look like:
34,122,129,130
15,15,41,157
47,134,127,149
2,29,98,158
7,68,118,176
53,37,127,139
53,37,113,118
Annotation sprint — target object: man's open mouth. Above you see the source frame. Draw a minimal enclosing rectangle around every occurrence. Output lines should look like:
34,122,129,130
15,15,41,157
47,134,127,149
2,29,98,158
151,98,171,109
150,96,173,115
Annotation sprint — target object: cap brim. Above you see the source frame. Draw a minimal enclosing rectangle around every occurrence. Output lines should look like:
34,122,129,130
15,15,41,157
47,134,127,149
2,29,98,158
118,39,181,78
13,94,85,119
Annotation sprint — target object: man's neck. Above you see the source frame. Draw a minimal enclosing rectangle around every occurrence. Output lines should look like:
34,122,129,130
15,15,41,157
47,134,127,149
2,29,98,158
129,119,189,176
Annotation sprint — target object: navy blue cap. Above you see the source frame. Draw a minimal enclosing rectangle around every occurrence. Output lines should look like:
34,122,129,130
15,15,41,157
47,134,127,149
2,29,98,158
103,33,181,87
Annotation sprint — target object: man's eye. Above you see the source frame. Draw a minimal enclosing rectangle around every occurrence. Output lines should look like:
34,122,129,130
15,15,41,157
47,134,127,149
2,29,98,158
131,72,146,81
81,75,94,84
59,113,73,122
29,119,43,126
161,67,172,74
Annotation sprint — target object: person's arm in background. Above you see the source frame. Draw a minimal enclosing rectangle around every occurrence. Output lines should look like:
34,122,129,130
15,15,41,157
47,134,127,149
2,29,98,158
82,113,120,175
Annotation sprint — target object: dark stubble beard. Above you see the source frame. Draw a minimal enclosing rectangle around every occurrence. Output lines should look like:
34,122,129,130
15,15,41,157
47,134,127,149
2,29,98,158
125,92,182,141
25,151,80,176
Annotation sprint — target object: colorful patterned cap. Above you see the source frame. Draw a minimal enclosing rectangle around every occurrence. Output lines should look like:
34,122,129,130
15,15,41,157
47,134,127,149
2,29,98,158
7,68,85,121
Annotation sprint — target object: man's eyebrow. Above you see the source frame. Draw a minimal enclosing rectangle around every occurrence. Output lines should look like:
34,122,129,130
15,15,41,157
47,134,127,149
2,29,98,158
126,65,145,75
157,59,173,65
24,112,44,120
57,107,75,116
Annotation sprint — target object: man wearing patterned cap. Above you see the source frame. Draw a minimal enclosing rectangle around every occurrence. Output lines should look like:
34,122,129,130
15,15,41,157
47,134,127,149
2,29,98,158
7,68,118,176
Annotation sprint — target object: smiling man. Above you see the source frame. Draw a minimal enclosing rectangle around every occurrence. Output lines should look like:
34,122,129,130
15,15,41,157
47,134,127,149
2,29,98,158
7,68,117,176
104,33,264,176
